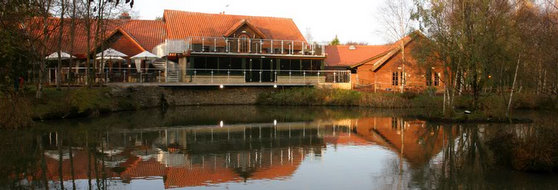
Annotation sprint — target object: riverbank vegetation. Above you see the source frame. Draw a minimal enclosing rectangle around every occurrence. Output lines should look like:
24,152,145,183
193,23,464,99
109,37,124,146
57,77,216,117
258,87,557,120
410,0,558,118
0,87,143,128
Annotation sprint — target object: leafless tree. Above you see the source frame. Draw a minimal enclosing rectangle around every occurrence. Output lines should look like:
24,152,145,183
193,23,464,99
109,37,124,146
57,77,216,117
379,0,416,93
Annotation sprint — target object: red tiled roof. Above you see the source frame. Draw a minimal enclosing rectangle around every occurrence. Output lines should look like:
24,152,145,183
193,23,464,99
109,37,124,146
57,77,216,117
28,17,129,58
325,32,424,70
325,45,393,68
163,10,306,41
119,20,166,52
29,18,167,58
368,34,416,71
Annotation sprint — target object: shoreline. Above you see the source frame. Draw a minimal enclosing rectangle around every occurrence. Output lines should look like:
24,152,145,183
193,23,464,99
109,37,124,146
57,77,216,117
2,86,555,126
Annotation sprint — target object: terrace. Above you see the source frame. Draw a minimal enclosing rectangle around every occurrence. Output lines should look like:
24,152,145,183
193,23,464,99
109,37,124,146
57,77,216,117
153,37,326,58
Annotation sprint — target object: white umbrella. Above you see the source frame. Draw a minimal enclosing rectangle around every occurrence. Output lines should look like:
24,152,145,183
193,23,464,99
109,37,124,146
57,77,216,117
96,56,125,60
45,51,74,60
96,48,127,59
131,51,159,60
96,48,127,71
131,51,159,73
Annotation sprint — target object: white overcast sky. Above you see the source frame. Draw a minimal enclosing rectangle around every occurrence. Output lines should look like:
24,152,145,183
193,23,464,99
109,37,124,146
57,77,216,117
132,0,395,45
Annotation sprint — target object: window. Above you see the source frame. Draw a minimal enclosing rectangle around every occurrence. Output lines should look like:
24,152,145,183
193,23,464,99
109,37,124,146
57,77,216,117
434,73,440,86
426,69,432,86
239,35,249,53
392,72,399,86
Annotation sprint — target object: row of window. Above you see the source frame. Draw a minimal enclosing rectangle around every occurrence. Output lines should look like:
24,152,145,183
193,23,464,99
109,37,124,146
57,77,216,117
392,72,440,86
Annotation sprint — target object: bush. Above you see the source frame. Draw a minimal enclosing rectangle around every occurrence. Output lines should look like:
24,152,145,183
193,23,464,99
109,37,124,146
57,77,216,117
0,94,32,128
479,94,508,118
66,87,113,114
488,127,558,172
257,88,360,106
413,94,443,117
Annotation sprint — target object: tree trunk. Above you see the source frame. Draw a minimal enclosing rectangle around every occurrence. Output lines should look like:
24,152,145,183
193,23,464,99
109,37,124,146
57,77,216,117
507,55,520,119
68,0,76,88
37,0,52,99
56,0,65,90
85,1,92,88
401,40,405,93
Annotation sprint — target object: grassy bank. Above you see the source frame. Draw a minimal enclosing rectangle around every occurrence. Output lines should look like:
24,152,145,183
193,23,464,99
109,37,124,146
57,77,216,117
257,87,558,121
0,87,143,129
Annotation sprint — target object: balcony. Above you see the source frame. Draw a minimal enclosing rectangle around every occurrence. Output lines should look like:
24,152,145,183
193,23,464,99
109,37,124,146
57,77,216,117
47,67,351,87
153,37,326,58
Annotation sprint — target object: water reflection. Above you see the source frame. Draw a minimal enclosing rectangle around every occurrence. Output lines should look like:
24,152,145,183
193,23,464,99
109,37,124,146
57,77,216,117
1,106,557,189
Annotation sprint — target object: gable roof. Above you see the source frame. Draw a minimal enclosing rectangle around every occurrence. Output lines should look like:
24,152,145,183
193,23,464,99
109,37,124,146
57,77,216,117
224,19,267,38
120,20,167,52
325,45,393,68
28,17,129,58
366,33,420,72
325,31,425,70
163,10,305,41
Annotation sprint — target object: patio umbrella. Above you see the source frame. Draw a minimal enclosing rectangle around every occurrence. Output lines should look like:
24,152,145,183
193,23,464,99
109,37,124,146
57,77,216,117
131,51,159,73
95,48,127,59
45,51,74,60
96,48,127,71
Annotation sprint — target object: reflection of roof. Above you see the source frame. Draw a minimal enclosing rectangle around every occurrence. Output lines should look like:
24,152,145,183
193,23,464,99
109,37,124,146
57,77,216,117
165,167,240,188
251,163,300,180
323,132,372,145
353,117,448,167
43,150,116,181
120,157,166,179
43,148,306,188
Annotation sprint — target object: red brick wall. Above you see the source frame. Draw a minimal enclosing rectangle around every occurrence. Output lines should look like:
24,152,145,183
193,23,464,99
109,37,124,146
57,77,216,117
354,41,444,92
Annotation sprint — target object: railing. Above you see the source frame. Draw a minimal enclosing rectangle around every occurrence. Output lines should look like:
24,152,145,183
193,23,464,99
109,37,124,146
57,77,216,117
47,67,351,85
154,37,326,57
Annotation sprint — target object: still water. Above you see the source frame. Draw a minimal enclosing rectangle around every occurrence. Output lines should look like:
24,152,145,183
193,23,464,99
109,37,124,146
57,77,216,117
1,106,557,189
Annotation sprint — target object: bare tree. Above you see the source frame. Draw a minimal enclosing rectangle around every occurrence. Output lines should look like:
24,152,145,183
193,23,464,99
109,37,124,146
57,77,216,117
56,0,66,90
37,0,54,99
305,27,314,43
379,0,415,93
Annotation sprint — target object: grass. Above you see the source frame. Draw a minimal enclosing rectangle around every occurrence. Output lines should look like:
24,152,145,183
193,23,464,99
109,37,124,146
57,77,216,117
257,87,442,109
28,87,139,121
257,88,361,106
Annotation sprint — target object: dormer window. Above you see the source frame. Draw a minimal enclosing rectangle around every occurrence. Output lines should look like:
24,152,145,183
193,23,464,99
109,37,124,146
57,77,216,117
349,45,356,50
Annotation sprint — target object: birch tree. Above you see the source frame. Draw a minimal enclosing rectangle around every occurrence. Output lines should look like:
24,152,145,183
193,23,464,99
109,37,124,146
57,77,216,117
380,0,416,93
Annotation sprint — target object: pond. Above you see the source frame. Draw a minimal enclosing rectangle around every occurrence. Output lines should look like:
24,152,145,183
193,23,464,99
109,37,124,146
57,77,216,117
1,106,557,189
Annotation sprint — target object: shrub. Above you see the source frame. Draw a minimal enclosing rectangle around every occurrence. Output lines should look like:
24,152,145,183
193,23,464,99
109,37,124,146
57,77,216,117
479,94,507,118
413,94,443,117
66,87,113,114
0,94,32,128
257,88,360,106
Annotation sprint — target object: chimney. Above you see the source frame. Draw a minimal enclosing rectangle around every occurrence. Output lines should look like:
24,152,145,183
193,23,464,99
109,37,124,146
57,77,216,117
119,12,131,20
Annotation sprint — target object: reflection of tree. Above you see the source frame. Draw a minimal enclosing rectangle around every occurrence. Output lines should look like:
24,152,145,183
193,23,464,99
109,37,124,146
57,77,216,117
411,124,493,189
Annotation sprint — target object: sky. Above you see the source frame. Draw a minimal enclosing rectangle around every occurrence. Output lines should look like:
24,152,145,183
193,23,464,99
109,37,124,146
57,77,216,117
132,0,394,45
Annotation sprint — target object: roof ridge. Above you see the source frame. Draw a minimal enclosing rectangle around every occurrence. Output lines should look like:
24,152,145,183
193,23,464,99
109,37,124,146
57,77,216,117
163,9,294,20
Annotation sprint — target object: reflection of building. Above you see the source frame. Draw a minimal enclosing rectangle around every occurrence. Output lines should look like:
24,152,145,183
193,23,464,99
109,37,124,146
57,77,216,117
40,122,340,188
352,117,450,167
40,118,452,188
